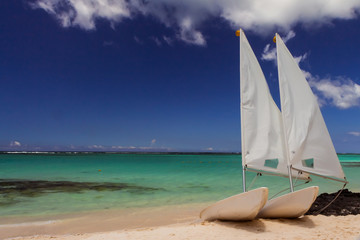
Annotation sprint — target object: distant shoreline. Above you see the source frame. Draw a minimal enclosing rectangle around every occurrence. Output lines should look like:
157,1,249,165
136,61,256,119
0,151,240,155
1,151,359,155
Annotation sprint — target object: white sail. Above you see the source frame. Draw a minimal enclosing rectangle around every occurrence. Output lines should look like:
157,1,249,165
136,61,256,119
276,33,346,181
240,29,290,177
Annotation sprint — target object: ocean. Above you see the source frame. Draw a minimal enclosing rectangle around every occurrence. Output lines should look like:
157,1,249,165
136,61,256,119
0,153,359,218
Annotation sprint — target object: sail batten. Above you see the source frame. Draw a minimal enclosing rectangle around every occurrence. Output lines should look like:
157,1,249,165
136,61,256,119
276,33,346,181
246,167,310,181
291,167,348,183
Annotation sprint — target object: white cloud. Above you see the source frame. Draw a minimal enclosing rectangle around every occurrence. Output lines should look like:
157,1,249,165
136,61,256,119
35,0,56,14
206,147,214,151
282,30,296,42
293,52,308,65
150,37,162,46
10,141,21,147
110,144,172,151
163,36,173,46
111,145,125,149
306,73,360,109
261,30,308,64
111,145,139,149
220,1,360,34
89,144,104,149
348,131,360,137
109,140,159,150
32,0,360,45
177,17,206,46
32,0,130,30
261,43,276,62
134,36,143,45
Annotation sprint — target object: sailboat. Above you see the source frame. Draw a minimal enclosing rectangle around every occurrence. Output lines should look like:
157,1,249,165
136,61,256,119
200,29,276,221
257,33,348,218
237,29,319,219
200,29,347,221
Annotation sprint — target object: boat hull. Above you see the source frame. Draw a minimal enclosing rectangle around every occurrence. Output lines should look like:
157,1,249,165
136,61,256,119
200,187,268,221
257,186,319,218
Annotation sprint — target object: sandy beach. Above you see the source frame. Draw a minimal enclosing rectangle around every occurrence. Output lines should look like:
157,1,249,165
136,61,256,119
3,215,360,240
2,203,360,240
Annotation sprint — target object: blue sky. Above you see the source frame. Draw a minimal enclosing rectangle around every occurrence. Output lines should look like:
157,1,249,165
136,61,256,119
1,0,360,152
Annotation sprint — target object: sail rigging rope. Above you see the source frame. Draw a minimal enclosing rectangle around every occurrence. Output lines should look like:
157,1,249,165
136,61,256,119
314,182,347,215
268,181,310,200
293,171,301,186
248,173,261,190
269,171,308,200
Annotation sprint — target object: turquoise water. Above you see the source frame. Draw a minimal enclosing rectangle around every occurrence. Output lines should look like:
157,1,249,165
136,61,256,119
0,153,359,217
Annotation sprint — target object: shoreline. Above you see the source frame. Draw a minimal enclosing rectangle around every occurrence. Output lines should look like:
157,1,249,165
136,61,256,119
2,190,360,239
2,151,360,155
0,203,207,239
3,214,360,240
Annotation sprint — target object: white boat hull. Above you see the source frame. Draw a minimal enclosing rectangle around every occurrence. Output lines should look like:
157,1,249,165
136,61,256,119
200,187,268,221
257,186,319,219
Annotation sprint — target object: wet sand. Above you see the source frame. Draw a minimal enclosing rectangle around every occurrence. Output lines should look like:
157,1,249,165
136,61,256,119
0,203,204,239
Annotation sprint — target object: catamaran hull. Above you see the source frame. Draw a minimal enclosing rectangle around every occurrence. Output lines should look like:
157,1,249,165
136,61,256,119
257,186,319,219
200,187,268,221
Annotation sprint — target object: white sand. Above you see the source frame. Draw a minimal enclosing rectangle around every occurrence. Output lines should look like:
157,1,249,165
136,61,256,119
0,204,203,239
4,215,360,240
2,203,360,240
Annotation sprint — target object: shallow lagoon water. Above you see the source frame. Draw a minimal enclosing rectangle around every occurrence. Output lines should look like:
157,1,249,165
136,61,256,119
0,153,359,217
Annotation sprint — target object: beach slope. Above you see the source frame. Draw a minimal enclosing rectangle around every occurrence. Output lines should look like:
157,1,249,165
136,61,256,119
8,215,360,240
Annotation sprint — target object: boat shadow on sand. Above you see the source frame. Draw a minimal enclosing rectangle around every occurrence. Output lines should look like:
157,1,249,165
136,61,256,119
212,189,360,231
214,216,315,233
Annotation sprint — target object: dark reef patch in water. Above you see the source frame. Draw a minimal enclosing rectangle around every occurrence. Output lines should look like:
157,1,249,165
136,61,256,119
178,184,210,190
340,162,360,168
306,189,360,216
0,179,163,206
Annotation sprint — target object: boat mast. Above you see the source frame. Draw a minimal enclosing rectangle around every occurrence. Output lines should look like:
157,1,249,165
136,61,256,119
237,29,247,193
275,33,294,192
